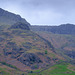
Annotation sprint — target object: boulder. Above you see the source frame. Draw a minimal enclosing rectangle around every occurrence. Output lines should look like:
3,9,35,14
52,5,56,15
18,53,42,66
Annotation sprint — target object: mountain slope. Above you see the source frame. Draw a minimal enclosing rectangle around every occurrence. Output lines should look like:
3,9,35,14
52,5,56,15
0,8,75,74
32,31,75,64
0,8,30,26
0,22,65,71
31,24,75,61
31,24,75,35
31,24,75,65
0,8,63,72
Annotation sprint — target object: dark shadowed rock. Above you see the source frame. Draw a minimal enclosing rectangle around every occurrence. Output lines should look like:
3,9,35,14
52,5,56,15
24,53,42,63
0,37,5,42
7,42,16,46
9,22,30,30
17,53,42,66
31,23,75,35
65,51,75,59
31,64,39,69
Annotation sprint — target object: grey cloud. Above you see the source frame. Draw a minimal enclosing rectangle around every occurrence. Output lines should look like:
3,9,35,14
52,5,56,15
0,0,75,25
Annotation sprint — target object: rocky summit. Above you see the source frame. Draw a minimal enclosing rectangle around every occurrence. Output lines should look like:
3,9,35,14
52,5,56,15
0,8,30,26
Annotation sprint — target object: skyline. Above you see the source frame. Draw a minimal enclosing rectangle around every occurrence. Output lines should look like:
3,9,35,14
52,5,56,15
0,0,75,25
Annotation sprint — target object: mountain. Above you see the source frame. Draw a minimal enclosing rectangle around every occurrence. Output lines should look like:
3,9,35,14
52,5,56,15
35,31,75,59
31,24,75,64
0,8,66,73
31,23,75,35
0,22,65,71
0,8,30,26
9,22,30,30
0,8,75,75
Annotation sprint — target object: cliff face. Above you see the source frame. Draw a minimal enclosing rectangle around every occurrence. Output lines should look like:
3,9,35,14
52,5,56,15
9,22,30,30
31,24,75,35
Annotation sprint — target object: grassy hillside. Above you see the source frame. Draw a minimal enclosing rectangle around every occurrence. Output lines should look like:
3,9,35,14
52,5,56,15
27,63,75,75
0,25,75,75
0,60,75,75
0,23,65,72
0,8,75,75
33,31,75,62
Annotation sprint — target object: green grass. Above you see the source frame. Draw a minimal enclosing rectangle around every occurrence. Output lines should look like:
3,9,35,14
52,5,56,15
50,64,70,73
33,69,41,72
0,62,75,75
0,62,19,70
0,68,10,75
0,71,10,75
27,63,75,75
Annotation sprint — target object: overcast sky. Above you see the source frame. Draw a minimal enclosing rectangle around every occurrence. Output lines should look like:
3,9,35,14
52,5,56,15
0,0,75,25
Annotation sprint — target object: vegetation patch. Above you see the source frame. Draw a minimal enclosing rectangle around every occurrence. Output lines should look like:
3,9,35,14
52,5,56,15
0,62,18,70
